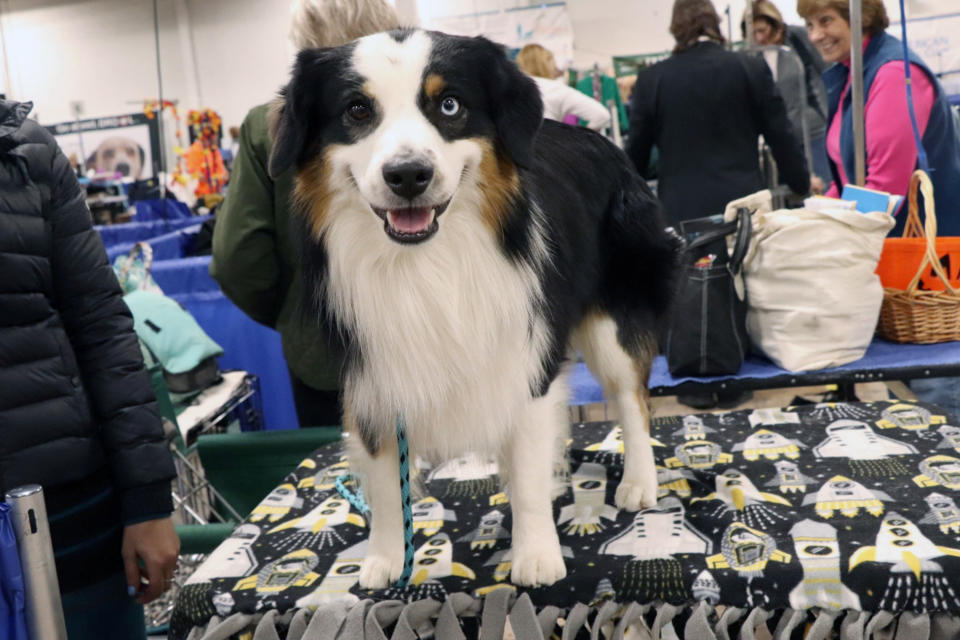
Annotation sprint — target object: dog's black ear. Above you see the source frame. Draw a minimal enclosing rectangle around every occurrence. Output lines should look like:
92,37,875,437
268,47,340,180
268,87,301,180
137,143,144,166
477,37,543,169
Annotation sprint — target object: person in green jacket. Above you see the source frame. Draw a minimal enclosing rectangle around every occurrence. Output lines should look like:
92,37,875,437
210,0,402,428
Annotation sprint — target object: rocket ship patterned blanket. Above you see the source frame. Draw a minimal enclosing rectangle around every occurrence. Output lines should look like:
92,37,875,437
171,400,960,635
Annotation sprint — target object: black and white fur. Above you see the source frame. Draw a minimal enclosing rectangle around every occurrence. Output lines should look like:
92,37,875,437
269,29,679,588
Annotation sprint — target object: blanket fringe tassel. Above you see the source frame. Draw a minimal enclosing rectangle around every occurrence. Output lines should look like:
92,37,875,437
181,594,960,640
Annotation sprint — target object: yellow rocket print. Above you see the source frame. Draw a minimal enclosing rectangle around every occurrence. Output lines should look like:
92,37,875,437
802,475,891,519
297,458,350,491
234,548,320,594
913,455,960,490
266,495,365,534
585,425,664,453
707,522,791,577
409,534,476,587
876,403,944,431
849,512,960,581
249,484,303,523
411,497,456,536
732,429,804,461
664,440,733,470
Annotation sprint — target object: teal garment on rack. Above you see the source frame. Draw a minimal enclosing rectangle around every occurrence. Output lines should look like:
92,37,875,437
576,74,628,132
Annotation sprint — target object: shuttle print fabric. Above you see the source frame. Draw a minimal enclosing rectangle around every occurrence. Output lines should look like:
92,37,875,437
172,400,960,634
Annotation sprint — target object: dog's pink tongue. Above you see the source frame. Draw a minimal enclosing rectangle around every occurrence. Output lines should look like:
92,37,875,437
388,207,433,233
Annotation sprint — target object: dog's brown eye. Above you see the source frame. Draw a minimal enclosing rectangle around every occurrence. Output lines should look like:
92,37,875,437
347,102,371,121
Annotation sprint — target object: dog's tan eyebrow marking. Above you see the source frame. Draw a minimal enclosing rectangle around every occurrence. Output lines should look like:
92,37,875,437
424,73,446,99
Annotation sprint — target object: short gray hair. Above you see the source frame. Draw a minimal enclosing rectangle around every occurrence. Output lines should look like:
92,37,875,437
289,0,402,50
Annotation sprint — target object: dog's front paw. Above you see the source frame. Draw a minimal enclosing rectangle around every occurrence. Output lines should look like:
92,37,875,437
615,472,659,511
359,552,404,589
510,543,567,587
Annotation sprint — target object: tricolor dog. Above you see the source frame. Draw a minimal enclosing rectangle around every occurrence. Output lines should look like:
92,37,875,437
269,29,678,588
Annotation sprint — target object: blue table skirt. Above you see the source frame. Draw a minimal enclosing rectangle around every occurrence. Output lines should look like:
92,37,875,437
569,339,960,405
150,257,298,431
131,198,192,222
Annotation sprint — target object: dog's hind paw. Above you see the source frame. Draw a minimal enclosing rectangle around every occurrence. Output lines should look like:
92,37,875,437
615,475,658,511
510,543,567,587
359,553,404,590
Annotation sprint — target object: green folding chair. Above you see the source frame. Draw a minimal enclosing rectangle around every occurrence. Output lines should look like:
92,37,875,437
177,427,342,553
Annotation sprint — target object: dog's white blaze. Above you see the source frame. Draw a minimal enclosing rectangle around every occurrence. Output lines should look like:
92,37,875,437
341,32,478,210
323,181,552,459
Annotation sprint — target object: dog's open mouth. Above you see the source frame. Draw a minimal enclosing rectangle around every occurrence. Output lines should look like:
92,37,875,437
372,201,450,244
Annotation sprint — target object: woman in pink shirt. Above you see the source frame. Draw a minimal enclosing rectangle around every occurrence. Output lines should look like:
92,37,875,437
798,0,960,237
799,0,960,418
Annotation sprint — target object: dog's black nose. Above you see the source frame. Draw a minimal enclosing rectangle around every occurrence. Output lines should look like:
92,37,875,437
115,162,131,176
382,161,433,200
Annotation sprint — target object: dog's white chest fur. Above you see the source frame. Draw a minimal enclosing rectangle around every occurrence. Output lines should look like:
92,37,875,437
323,200,549,457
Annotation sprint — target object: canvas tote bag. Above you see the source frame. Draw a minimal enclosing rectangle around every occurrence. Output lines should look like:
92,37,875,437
724,191,894,371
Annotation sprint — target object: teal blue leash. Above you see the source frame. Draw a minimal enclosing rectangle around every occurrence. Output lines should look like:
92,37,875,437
334,474,369,517
395,415,415,586
334,414,414,588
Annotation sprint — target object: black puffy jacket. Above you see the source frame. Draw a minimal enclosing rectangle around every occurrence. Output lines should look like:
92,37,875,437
0,101,175,589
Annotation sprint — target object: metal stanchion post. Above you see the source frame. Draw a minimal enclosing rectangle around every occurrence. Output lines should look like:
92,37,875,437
850,0,866,186
608,100,622,148
5,485,67,640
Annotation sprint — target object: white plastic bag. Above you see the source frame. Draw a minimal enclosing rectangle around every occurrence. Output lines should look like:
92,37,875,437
724,192,894,372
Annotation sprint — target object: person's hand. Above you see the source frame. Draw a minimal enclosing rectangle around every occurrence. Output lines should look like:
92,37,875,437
122,517,180,604
810,175,825,195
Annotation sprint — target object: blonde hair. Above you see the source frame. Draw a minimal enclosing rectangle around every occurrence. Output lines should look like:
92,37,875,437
516,44,558,79
741,0,786,41
288,0,402,50
797,0,890,35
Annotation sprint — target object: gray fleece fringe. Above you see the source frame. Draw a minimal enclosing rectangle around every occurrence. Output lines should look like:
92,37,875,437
183,594,960,640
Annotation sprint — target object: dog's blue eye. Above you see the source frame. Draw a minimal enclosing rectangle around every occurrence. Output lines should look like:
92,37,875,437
347,102,372,121
440,97,460,117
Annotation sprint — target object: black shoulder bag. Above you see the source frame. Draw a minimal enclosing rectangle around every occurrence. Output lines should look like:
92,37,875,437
665,208,752,376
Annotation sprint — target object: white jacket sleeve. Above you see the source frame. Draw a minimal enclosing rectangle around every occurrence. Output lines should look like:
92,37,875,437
555,84,612,131
534,77,612,131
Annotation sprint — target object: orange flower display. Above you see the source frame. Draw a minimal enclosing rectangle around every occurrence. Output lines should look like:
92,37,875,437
184,109,228,197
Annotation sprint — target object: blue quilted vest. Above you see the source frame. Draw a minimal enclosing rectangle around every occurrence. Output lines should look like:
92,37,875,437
823,32,960,236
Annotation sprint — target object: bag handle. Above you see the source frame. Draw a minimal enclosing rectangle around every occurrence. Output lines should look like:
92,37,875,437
683,208,751,272
902,170,960,296
729,207,752,274
685,224,735,252
117,241,154,285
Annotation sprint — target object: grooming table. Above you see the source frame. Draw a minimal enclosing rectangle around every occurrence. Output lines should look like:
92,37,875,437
171,399,960,639
569,338,960,405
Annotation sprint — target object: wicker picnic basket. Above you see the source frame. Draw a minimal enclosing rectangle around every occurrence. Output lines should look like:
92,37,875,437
877,170,960,343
